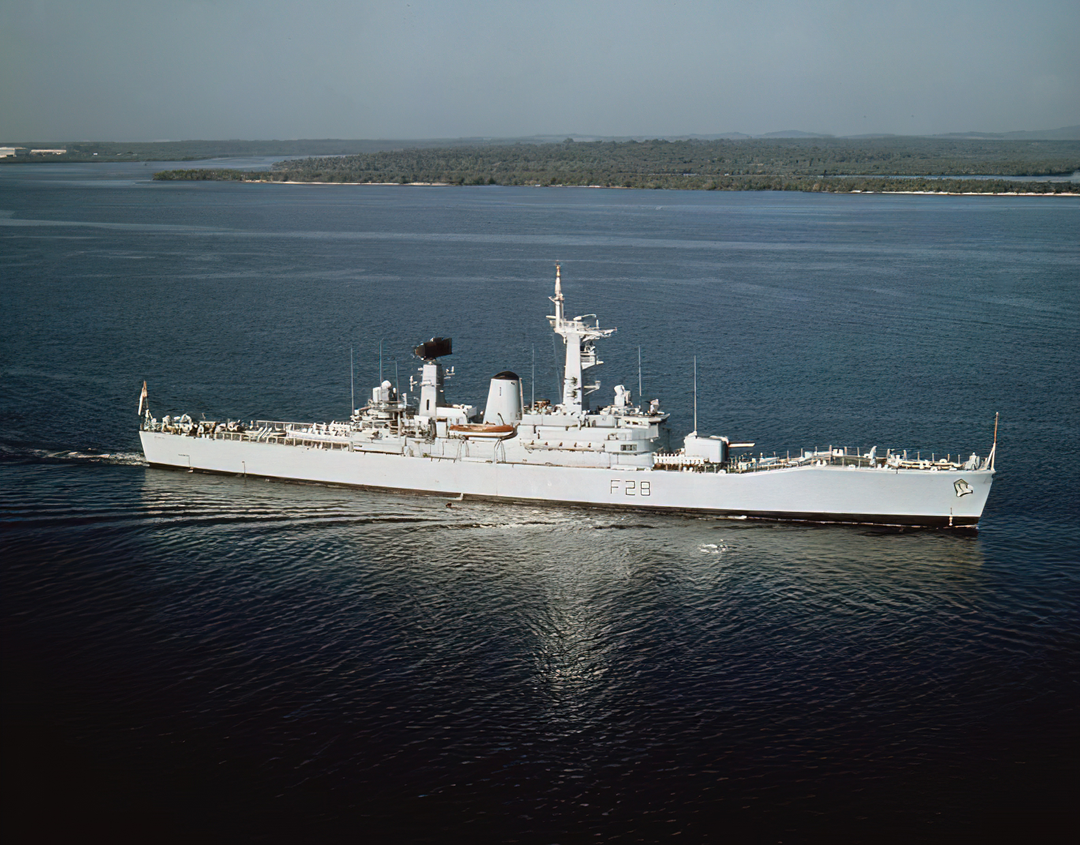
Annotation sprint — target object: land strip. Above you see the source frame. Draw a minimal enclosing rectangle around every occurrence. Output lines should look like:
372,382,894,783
150,138,1079,194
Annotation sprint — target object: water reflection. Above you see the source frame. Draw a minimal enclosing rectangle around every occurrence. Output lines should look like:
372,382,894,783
132,469,988,731
2,461,1038,837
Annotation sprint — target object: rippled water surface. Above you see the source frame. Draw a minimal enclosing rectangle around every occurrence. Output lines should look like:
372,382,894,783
2,163,1078,841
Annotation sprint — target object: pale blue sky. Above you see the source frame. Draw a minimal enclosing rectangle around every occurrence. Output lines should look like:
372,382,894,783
2,0,1077,141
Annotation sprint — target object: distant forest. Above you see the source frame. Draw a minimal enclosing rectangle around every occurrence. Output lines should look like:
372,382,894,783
0,138,474,162
152,137,1079,193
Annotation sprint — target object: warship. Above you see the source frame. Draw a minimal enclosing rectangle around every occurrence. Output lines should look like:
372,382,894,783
140,266,996,527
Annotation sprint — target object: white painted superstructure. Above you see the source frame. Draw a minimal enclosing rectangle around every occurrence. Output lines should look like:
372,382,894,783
140,267,996,527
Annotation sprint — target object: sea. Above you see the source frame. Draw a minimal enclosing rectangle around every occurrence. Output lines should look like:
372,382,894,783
2,161,1078,842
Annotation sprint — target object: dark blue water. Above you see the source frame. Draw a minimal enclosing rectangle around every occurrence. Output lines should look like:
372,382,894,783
2,163,1078,841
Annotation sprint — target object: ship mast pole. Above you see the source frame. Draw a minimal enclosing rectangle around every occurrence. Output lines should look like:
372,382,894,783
552,335,561,400
350,347,355,413
547,263,615,414
638,346,642,404
551,263,565,324
693,356,698,435
138,380,148,427
990,411,999,470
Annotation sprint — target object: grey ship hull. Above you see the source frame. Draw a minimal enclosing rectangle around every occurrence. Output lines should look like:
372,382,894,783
141,429,993,527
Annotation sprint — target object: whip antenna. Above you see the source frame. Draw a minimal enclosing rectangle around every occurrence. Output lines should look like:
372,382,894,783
693,356,698,434
638,346,642,404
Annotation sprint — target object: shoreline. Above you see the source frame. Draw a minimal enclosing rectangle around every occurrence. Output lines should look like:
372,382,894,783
236,179,1077,196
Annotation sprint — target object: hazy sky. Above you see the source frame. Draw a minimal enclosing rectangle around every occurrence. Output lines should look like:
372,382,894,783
2,0,1077,141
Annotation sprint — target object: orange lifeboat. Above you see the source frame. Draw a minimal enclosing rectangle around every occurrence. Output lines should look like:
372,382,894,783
448,423,515,439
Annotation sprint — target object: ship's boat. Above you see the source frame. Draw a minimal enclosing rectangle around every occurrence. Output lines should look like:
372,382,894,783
139,265,996,527
448,424,516,439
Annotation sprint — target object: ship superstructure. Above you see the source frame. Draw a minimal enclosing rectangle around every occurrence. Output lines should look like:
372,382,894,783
139,266,996,527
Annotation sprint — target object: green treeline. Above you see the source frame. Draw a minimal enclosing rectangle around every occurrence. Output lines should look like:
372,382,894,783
0,138,467,163
156,168,251,181
153,137,1080,193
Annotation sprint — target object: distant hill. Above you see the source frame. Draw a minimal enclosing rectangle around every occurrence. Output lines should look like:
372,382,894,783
4,127,1078,163
545,127,1080,143
934,126,1080,141
759,130,834,139
488,126,1079,143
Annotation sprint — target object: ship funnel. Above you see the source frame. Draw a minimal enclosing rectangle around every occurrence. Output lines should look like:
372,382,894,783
483,371,522,425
